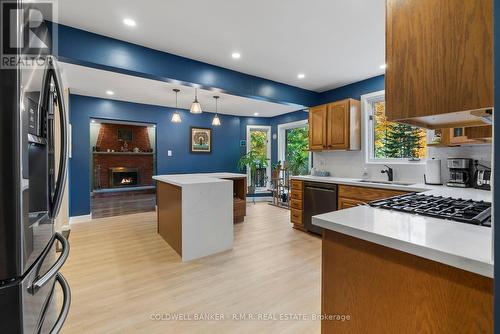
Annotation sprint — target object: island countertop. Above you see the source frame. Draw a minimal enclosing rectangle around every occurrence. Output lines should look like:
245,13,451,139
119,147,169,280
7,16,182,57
153,173,247,187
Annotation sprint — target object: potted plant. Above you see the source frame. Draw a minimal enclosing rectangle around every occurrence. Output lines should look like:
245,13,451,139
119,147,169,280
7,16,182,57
237,150,269,194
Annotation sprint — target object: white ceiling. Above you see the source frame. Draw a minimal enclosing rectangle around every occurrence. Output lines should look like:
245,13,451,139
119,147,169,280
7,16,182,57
54,0,385,92
59,62,299,117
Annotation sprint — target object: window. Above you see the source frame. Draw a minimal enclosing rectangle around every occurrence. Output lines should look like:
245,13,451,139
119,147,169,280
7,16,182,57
278,120,311,176
364,91,426,163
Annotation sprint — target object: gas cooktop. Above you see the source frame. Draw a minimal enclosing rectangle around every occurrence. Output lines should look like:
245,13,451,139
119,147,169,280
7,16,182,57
369,194,492,227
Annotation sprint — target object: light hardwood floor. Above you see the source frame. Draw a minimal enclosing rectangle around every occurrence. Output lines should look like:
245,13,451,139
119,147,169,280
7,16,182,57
61,203,321,334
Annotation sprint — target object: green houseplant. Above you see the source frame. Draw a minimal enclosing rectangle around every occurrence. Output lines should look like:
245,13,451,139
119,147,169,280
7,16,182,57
237,150,269,194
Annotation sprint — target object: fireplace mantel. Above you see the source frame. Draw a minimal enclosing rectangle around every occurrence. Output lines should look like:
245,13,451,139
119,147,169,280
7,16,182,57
93,152,154,156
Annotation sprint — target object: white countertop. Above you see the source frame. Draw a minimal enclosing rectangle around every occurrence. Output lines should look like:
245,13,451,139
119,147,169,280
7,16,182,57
292,175,493,277
313,206,493,277
290,175,492,201
153,173,246,187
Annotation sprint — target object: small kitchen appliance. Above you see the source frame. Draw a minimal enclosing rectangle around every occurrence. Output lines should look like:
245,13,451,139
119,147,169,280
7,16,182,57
473,160,492,191
424,158,442,185
446,158,473,188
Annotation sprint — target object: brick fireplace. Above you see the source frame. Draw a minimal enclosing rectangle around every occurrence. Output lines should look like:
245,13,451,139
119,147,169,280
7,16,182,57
93,123,154,190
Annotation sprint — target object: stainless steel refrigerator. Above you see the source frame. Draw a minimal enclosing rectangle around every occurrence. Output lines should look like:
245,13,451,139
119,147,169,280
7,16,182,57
0,1,71,332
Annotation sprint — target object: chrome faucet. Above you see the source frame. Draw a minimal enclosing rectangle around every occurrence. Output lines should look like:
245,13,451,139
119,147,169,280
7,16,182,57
381,165,394,182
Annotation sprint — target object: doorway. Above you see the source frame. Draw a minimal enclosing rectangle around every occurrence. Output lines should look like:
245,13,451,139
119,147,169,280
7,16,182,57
246,125,272,192
89,119,157,218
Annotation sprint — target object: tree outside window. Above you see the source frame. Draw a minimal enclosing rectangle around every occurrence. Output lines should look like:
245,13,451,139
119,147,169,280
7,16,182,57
372,100,426,160
285,126,309,175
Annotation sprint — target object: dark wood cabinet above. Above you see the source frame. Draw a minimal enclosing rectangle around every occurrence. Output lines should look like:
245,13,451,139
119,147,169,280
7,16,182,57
385,0,493,129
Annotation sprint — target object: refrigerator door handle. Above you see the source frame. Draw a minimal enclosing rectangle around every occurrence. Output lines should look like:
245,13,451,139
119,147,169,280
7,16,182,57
44,56,69,219
48,273,71,334
29,233,70,294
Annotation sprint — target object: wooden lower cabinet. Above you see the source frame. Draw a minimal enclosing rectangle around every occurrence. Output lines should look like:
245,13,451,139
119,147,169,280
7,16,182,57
290,180,304,229
338,185,408,208
322,230,493,333
338,197,365,210
222,176,247,223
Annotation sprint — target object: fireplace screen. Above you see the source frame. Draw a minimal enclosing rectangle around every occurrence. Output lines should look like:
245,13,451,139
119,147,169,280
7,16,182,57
109,167,139,188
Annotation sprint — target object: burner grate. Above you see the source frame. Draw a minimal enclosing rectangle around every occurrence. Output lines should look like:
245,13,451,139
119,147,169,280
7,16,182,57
369,194,491,227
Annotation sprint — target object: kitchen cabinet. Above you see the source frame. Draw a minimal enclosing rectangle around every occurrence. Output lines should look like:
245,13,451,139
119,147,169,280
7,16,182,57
338,185,408,207
465,125,493,141
338,198,365,210
386,0,493,129
289,180,304,230
308,105,327,150
427,126,493,147
308,99,360,152
322,230,493,333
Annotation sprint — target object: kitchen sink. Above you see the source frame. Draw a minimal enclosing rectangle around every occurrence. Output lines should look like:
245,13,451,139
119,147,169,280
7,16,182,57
357,180,415,186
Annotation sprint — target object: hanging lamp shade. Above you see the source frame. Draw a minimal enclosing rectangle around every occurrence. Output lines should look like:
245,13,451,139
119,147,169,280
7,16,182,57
212,114,221,126
212,96,221,126
171,111,182,123
171,88,182,123
190,88,202,114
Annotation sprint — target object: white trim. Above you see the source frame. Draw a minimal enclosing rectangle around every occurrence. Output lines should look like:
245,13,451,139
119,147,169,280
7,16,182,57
246,125,272,189
361,90,426,165
277,119,308,163
246,196,272,202
69,214,92,224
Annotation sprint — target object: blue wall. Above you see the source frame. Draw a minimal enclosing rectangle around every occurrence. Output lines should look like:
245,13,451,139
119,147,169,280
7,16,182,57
69,75,387,216
69,94,241,216
55,23,318,108
318,75,385,104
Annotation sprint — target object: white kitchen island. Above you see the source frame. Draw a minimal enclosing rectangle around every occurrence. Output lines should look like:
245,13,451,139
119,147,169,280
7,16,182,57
153,173,246,261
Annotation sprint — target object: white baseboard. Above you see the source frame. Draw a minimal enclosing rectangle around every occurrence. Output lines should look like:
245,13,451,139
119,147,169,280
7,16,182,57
246,196,273,202
69,214,92,224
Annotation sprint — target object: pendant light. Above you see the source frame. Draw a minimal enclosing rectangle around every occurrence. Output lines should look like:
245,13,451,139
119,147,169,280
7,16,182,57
212,96,221,126
171,89,182,123
190,88,202,114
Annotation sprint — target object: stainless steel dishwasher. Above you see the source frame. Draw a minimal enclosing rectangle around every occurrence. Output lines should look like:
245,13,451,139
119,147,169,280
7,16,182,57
303,182,338,235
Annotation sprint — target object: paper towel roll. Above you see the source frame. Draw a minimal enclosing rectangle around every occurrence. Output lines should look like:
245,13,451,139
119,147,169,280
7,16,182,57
425,158,442,185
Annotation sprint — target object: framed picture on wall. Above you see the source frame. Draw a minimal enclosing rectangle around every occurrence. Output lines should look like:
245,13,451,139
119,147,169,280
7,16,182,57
190,127,212,153
117,128,133,141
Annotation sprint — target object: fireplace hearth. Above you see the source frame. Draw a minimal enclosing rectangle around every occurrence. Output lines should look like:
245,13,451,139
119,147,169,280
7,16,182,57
109,167,139,188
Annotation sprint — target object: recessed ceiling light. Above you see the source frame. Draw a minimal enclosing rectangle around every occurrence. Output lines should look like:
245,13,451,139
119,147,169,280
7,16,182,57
106,90,114,96
297,73,305,79
91,119,96,123
380,63,387,70
232,52,241,59
254,112,259,116
123,18,136,27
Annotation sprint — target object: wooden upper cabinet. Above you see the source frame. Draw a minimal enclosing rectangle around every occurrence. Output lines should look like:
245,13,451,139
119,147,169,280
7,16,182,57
427,125,492,146
386,0,493,128
327,100,349,150
308,104,327,150
309,99,360,152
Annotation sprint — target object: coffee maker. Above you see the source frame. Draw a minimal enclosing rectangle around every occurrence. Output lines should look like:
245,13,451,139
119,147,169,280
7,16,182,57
446,158,473,188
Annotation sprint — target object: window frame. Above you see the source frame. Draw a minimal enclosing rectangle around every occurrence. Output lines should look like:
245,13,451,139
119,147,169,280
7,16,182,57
362,90,426,165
